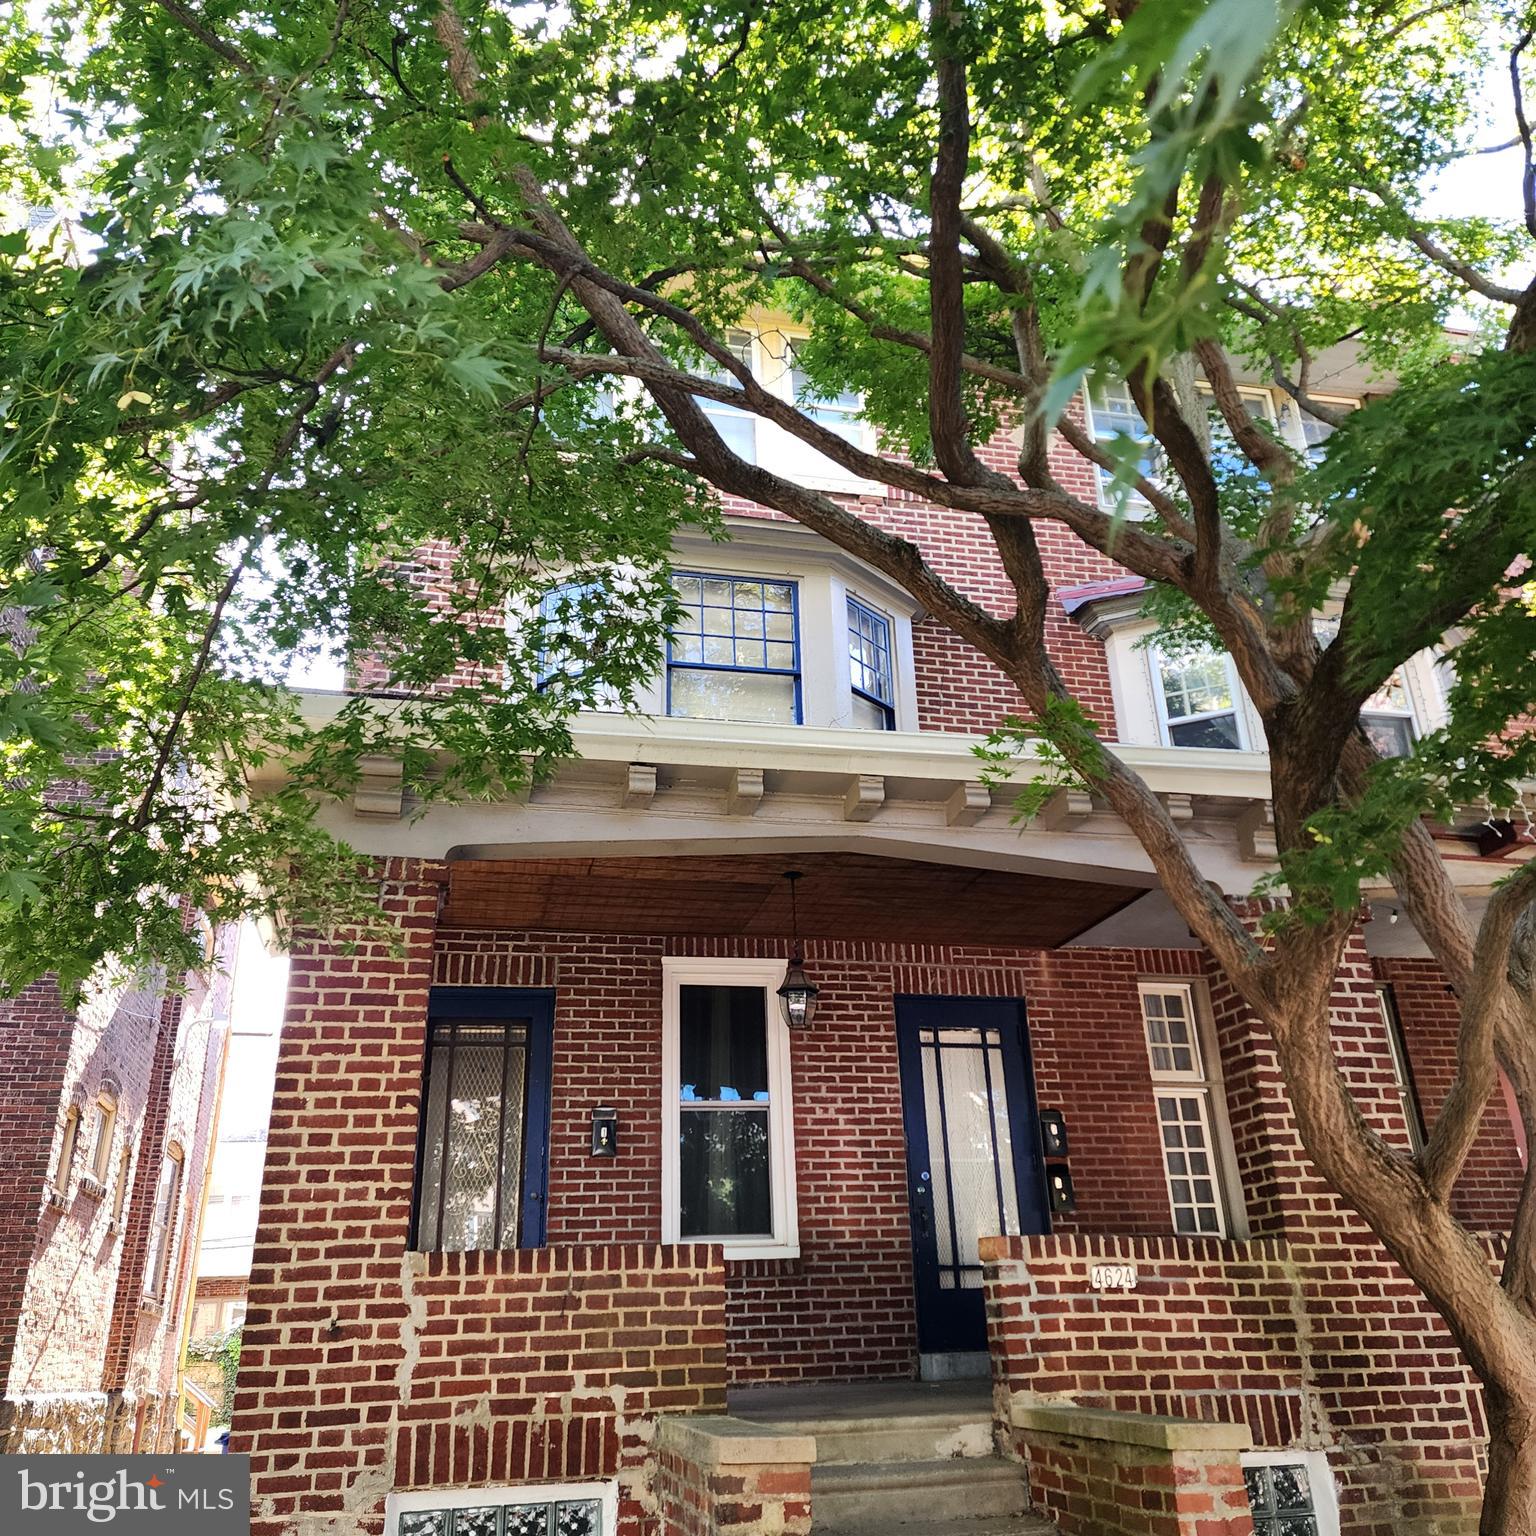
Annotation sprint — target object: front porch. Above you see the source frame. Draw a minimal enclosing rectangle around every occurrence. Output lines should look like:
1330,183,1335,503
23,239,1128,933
230,850,1511,1536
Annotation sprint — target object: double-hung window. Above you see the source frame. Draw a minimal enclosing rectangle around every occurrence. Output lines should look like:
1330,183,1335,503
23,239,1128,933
89,1091,117,1183
789,341,863,446
1153,645,1247,749
695,329,758,462
1087,379,1161,506
144,1144,183,1299
662,959,798,1258
1313,616,1417,758
1140,983,1234,1237
667,573,800,724
411,989,553,1254
847,596,896,730
535,581,601,688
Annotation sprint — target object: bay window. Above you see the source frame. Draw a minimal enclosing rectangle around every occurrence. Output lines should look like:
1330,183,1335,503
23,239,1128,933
667,572,801,724
662,958,798,1258
847,596,896,730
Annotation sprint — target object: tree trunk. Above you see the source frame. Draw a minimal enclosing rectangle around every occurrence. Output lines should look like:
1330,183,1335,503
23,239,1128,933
1483,1388,1536,1536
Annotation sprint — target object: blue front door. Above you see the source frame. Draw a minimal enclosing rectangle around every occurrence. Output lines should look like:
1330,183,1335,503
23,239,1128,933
895,996,1049,1354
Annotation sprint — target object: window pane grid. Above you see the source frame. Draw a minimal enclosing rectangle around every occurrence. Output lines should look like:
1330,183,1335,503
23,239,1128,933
1156,647,1243,750
667,573,800,725
1089,380,1162,499
847,596,895,725
1142,987,1203,1079
696,330,757,462
1156,1091,1226,1236
537,582,601,686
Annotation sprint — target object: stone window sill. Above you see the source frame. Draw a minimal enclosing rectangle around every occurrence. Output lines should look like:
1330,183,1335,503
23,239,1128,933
79,1175,107,1201
42,1186,67,1214
138,1296,164,1316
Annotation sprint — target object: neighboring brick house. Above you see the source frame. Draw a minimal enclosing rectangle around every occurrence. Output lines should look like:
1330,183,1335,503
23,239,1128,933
231,330,1529,1536
0,945,231,1453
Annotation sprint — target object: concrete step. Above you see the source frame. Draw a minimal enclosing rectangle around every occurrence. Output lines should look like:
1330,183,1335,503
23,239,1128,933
804,1411,996,1465
812,1456,1032,1533
814,1517,1057,1536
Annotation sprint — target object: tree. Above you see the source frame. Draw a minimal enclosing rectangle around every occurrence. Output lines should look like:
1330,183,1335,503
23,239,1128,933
3,0,1536,1523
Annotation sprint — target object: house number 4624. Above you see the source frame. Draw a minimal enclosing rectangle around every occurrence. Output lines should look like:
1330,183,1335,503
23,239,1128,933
1090,1264,1138,1291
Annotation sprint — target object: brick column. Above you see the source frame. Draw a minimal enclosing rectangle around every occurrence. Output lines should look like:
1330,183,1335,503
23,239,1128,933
0,979,76,1411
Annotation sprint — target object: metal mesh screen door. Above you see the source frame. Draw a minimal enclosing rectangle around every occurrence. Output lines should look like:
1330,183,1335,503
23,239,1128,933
411,988,554,1252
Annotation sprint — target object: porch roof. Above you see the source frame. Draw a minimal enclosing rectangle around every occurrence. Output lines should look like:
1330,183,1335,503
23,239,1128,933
441,850,1142,948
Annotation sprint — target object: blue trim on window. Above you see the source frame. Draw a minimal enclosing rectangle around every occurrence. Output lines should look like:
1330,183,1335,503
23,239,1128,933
411,987,555,1250
665,572,802,724
847,594,895,728
536,582,600,689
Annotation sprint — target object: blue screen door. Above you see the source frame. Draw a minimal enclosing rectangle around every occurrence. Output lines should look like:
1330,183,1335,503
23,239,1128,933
895,997,1048,1354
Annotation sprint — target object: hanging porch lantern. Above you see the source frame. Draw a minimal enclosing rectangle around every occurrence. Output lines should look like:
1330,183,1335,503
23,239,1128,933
776,870,820,1029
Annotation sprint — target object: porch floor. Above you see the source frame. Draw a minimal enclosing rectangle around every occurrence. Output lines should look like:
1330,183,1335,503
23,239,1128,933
728,1378,993,1426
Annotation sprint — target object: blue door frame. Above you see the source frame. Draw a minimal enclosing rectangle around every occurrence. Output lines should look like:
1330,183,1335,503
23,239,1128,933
409,986,555,1250
895,996,1049,1354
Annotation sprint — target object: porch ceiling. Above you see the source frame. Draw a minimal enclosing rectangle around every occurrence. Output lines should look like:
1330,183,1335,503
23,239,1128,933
441,851,1142,947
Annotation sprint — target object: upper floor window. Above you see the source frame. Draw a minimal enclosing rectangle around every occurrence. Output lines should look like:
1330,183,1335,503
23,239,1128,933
144,1143,183,1299
696,328,758,462
410,989,554,1253
1087,380,1159,505
536,581,601,688
53,1104,81,1198
1153,645,1248,750
847,596,895,730
667,573,800,725
790,340,863,446
1314,616,1417,758
89,1091,117,1183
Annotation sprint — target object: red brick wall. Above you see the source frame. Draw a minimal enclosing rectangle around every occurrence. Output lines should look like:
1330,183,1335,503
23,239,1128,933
0,958,227,1454
231,869,728,1536
982,936,1501,1536
1374,956,1524,1232
1016,1423,1254,1536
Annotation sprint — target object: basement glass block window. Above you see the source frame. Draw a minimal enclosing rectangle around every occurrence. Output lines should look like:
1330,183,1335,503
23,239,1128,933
414,1020,530,1253
1243,1463,1320,1536
398,1498,602,1536
667,573,800,724
847,596,895,730
677,985,772,1238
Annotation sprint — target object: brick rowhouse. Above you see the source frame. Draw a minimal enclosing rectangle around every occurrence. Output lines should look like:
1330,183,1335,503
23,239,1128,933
229,348,1527,1536
0,951,230,1452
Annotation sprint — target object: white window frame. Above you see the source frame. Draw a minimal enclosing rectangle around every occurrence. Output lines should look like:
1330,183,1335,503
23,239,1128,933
1276,394,1356,464
385,1482,617,1536
1139,981,1246,1240
695,328,760,464
1150,644,1251,751
661,956,799,1260
751,325,880,493
1240,1449,1341,1536
1084,378,1159,513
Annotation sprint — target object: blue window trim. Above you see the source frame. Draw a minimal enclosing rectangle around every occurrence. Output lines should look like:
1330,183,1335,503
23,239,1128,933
536,581,600,689
409,987,555,1251
847,594,896,729
665,571,802,724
